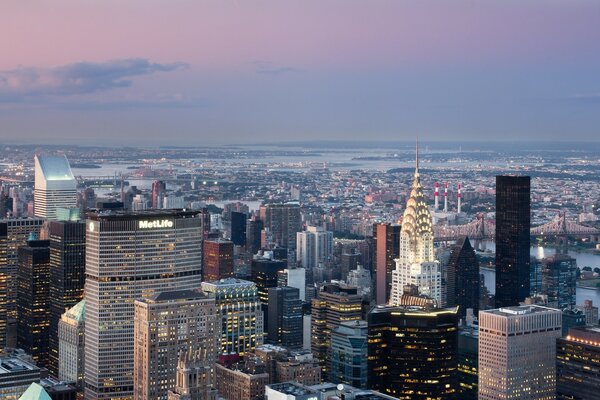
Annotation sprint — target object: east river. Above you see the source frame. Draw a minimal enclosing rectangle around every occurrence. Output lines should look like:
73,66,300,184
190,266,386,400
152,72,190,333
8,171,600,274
478,241,600,306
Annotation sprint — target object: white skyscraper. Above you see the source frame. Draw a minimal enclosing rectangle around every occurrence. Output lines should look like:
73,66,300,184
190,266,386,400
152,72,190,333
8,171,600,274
296,226,333,269
34,155,77,220
390,144,441,305
84,210,204,400
479,305,562,400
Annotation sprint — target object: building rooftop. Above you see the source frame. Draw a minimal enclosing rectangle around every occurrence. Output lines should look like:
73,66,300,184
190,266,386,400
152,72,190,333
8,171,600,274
64,300,85,323
202,277,255,287
268,382,318,396
485,305,560,317
18,383,51,400
87,208,200,220
0,357,39,375
146,289,207,303
35,155,75,182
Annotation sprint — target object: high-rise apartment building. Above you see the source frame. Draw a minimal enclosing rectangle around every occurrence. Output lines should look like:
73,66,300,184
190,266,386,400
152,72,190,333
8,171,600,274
373,223,400,305
203,239,234,282
277,267,306,301
446,236,479,317
201,278,264,356
311,282,362,379
134,289,218,400
495,175,531,307
391,148,441,305
330,320,368,389
84,210,204,400
541,254,577,309
33,155,77,220
267,286,303,349
368,305,459,399
478,305,561,400
0,218,44,348
296,226,333,269
17,239,51,368
259,203,301,252
48,220,86,377
251,256,286,325
556,326,600,400
58,300,85,390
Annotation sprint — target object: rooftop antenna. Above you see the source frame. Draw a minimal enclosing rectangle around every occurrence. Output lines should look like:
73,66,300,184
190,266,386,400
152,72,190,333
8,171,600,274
415,138,419,175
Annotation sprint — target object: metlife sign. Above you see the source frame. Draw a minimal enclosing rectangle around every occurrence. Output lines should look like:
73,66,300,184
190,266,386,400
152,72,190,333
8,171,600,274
138,219,174,229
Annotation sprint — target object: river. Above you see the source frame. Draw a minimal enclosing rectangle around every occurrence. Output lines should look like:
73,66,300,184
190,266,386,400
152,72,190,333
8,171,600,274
478,241,600,306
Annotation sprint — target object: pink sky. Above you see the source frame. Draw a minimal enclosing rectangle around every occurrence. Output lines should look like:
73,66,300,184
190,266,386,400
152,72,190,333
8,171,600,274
1,0,600,144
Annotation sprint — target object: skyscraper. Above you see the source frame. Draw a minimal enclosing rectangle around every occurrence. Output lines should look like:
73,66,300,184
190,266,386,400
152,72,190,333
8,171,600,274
267,286,303,349
373,223,400,305
84,210,204,400
330,320,368,389
311,282,362,379
134,289,218,400
203,239,234,282
58,300,85,390
251,256,286,325
478,305,561,400
17,239,51,368
391,145,441,305
446,236,479,318
296,226,333,269
556,327,600,400
541,254,577,309
151,180,166,209
201,278,264,356
0,218,45,348
367,305,459,399
246,217,263,255
495,175,531,307
48,220,86,377
259,203,301,253
33,155,77,220
168,350,219,400
230,211,247,246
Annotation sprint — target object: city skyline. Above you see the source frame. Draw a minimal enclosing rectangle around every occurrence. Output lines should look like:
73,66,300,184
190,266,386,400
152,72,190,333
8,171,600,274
2,1,600,145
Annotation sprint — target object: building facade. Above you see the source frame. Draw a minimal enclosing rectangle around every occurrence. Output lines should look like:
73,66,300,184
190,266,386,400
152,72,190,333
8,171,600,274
495,175,531,307
541,254,577,310
201,278,264,356
330,320,368,389
17,239,51,368
311,282,362,379
367,305,459,399
478,305,561,400
0,218,45,348
296,226,333,269
446,236,479,317
58,300,85,389
267,286,303,349
33,155,77,220
391,149,441,305
203,239,234,282
373,223,400,305
134,289,218,400
84,210,204,400
259,203,301,253
48,220,86,377
556,327,600,400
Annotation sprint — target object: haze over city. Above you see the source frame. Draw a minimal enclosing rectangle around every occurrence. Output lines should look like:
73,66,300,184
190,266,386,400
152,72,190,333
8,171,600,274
2,0,600,145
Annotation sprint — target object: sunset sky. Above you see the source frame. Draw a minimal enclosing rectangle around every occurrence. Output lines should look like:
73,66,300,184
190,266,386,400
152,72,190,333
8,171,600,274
2,0,600,145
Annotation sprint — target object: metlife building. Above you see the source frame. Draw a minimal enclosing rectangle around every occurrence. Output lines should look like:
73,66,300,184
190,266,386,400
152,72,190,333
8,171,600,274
83,209,204,400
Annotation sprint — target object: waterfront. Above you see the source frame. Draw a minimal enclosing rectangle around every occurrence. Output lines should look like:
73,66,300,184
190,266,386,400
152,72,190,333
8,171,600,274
479,242,600,307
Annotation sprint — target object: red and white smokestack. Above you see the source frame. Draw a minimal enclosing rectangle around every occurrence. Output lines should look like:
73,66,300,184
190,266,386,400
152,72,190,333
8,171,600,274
434,182,439,210
444,182,448,212
457,183,462,214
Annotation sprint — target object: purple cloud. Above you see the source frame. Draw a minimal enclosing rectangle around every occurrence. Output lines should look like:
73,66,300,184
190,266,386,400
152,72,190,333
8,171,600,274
0,58,186,101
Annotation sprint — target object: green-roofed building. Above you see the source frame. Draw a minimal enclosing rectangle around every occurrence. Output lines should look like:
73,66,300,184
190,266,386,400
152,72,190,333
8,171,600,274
58,300,85,389
18,383,51,400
